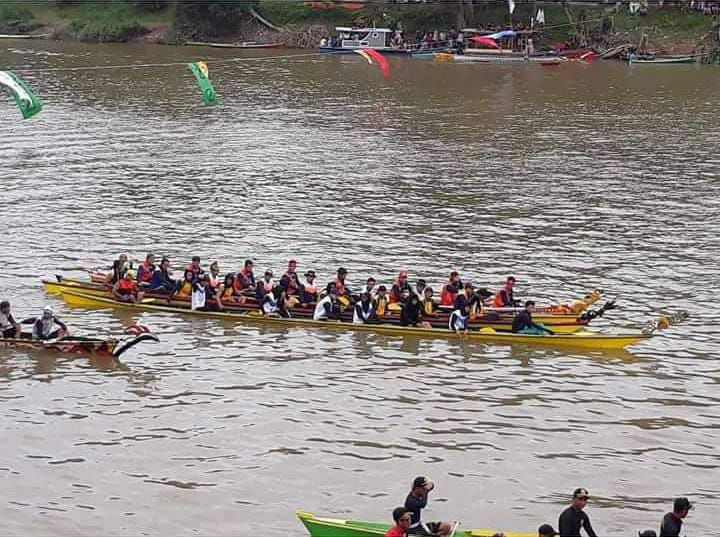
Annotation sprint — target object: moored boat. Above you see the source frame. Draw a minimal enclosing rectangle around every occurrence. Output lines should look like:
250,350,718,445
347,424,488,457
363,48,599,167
58,290,651,350
185,41,285,49
320,26,411,55
628,54,699,64
434,53,563,65
43,276,599,334
297,511,534,537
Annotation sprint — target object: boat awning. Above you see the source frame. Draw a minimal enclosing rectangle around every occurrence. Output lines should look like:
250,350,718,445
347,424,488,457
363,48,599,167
470,36,500,48
335,26,392,33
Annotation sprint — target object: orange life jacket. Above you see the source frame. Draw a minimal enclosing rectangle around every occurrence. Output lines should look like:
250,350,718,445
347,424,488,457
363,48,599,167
440,281,458,306
117,279,136,295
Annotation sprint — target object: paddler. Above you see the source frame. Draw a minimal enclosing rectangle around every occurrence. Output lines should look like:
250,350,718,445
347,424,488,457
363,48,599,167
372,285,389,319
353,292,375,324
280,259,301,296
221,273,245,304
0,301,21,338
136,253,156,286
493,276,520,308
208,261,222,291
313,283,340,321
299,270,319,305
107,253,130,284
333,267,351,300
256,270,275,301
150,257,176,293
440,271,462,306
400,292,423,327
512,301,554,335
453,282,475,312
558,488,598,537
538,524,559,537
112,270,144,303
186,256,204,278
404,476,452,536
361,277,377,297
414,279,427,299
384,507,412,537
32,306,68,341
192,273,222,311
659,497,692,537
174,269,195,298
234,259,256,292
390,271,412,303
448,302,470,334
421,287,437,316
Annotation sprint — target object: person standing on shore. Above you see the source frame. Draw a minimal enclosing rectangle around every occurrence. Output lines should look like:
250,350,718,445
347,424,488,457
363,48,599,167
558,488,598,537
659,497,692,537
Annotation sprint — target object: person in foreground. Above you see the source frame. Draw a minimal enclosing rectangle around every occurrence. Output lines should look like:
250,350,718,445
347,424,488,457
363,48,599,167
512,301,554,335
659,497,691,537
385,507,412,537
538,523,558,537
112,270,144,303
32,306,68,340
0,300,21,338
558,488,597,537
404,476,452,536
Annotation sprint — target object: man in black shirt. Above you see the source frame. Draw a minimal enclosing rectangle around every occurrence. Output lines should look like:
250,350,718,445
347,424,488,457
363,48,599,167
558,488,598,537
404,476,452,536
659,497,692,537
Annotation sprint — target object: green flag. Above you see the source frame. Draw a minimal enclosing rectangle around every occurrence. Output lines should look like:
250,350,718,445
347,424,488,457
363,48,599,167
0,70,43,119
187,61,217,106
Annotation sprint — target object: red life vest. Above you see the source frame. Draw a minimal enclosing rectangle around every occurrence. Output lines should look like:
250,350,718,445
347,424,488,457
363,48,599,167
117,279,136,295
493,288,513,308
440,281,458,306
284,270,299,293
139,261,154,283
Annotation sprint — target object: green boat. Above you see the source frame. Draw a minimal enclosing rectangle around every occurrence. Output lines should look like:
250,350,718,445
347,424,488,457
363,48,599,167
297,512,535,537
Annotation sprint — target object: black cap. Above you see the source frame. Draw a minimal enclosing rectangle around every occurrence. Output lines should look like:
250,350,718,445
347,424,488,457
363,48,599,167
412,476,429,488
673,497,692,512
305,270,316,278
638,531,657,537
338,267,347,274
573,488,589,499
538,524,558,537
192,256,200,262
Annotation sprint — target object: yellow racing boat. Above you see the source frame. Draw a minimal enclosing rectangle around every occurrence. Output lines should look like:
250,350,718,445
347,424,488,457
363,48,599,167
58,290,651,350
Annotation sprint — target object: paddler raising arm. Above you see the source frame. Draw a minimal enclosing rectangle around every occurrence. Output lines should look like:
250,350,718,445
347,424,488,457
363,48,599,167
404,476,452,536
32,306,68,340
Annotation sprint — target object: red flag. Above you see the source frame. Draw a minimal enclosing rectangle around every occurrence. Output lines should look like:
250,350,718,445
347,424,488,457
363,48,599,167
354,49,390,79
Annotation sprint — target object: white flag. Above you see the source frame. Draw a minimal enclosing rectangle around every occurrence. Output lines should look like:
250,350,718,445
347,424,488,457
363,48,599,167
508,0,515,14
536,8,545,24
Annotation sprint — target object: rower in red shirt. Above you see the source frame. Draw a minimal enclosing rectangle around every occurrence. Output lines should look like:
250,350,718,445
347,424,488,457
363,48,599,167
280,259,301,295
440,271,462,306
384,507,412,537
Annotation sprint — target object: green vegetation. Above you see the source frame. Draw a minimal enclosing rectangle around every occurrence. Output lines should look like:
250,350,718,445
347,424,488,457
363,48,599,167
63,2,147,42
0,2,41,33
173,0,258,40
256,2,354,27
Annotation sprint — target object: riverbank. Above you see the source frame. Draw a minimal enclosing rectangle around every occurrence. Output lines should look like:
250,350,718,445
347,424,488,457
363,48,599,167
1,1,718,56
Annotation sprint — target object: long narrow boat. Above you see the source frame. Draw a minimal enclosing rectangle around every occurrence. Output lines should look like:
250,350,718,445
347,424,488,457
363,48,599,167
185,41,285,49
297,511,534,537
628,54,698,64
58,290,650,350
434,52,563,65
42,277,595,334
0,332,157,357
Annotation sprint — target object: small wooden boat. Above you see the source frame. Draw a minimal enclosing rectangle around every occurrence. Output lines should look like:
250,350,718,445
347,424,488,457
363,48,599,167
185,41,285,49
297,511,534,537
58,290,651,350
628,54,698,64
0,332,157,357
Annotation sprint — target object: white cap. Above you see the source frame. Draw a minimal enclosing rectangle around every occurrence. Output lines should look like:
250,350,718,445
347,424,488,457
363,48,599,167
43,305,54,314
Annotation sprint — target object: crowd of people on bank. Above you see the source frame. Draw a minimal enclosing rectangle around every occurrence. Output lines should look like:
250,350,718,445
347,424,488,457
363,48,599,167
384,478,693,537
101,254,552,334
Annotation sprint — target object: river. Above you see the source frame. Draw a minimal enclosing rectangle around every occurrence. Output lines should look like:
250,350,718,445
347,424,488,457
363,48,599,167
1,40,719,536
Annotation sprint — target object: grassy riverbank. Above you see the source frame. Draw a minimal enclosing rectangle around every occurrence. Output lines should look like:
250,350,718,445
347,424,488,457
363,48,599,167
0,0,716,54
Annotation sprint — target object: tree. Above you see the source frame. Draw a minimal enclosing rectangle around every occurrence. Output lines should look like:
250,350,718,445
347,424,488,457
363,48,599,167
173,0,259,40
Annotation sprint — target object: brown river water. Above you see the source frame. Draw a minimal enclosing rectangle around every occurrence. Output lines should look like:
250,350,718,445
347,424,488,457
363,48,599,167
1,41,719,536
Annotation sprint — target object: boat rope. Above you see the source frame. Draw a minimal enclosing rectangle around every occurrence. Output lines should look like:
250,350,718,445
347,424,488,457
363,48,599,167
12,51,325,73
